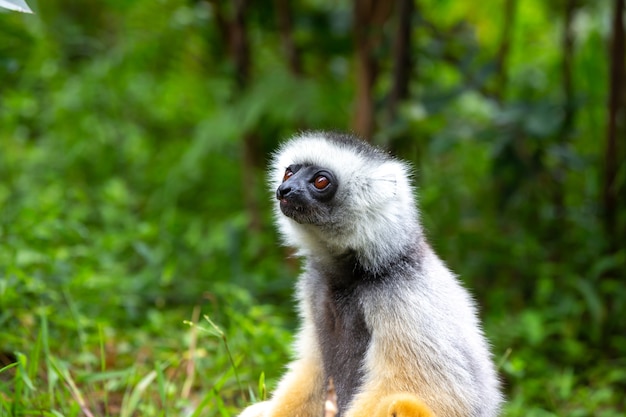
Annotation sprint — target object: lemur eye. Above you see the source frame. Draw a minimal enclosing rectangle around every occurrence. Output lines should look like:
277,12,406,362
283,168,294,182
313,175,330,190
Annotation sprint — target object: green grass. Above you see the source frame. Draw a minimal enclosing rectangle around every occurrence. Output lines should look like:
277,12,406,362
2,310,624,416
0,307,288,417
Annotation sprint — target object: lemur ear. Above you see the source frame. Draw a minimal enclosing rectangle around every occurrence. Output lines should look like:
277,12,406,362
368,161,405,201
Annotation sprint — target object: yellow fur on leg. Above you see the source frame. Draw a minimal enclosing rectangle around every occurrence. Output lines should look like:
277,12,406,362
377,393,435,417
263,355,325,417
345,393,435,417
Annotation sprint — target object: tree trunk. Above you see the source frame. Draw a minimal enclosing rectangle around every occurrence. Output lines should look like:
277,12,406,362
494,0,517,102
352,0,393,140
231,0,251,89
551,0,577,246
604,0,625,252
274,0,303,76
353,40,376,140
211,0,262,231
387,0,414,123
561,0,575,136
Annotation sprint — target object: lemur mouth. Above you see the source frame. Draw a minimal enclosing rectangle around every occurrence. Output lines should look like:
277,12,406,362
279,200,311,223
279,199,303,213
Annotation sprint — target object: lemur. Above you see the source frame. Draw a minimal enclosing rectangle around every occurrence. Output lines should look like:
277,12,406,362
239,132,503,417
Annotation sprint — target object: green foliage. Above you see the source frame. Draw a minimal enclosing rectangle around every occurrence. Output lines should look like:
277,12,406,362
1,0,624,415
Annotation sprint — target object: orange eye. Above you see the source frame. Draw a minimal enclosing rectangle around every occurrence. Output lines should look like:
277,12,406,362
314,175,330,189
283,169,293,182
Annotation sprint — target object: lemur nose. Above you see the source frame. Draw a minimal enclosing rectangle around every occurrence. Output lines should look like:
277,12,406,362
276,184,292,200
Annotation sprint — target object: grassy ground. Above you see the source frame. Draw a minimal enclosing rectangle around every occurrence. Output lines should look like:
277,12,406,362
1,129,624,416
0,306,290,416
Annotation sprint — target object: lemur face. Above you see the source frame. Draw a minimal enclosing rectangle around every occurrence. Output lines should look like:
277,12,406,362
276,164,339,225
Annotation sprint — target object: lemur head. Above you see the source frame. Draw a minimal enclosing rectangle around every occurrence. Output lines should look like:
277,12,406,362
270,132,421,268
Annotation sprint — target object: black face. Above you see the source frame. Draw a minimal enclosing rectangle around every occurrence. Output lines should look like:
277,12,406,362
276,164,339,224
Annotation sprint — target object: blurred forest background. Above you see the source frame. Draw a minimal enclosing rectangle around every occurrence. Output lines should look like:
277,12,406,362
1,0,625,416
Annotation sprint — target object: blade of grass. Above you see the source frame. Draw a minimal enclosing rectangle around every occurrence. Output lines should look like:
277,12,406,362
0,362,18,374
119,369,157,417
182,305,201,399
190,371,230,417
1,362,18,417
62,288,89,370
28,321,43,381
155,361,167,412
257,372,266,402
97,323,109,415
203,314,243,393
189,356,241,417
17,352,35,390
48,357,95,417
80,368,134,383
13,352,35,416
213,391,231,417
98,324,106,373
40,312,57,410
0,361,19,417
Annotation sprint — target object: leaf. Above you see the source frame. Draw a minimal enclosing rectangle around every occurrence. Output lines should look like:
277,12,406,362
0,0,33,13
